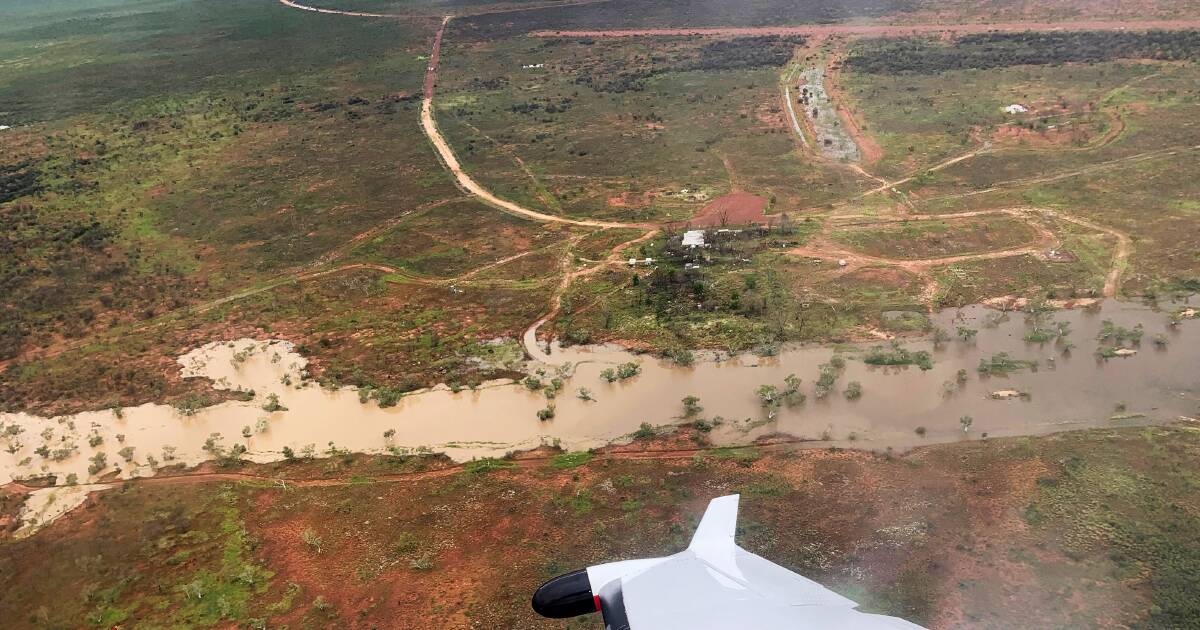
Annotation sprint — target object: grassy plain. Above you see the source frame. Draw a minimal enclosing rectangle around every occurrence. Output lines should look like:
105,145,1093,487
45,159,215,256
0,0,576,412
840,51,1200,296
4,426,1199,628
5,0,1200,412
830,215,1040,260
4,2,1200,629
435,33,874,223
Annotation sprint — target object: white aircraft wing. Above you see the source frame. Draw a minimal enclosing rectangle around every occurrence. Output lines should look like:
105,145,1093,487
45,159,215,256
533,495,927,629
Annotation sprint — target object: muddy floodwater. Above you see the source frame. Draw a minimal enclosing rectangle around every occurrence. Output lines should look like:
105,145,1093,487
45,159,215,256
2,300,1198,507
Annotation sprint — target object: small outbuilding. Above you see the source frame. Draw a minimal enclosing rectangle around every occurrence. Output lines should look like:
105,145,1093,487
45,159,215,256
682,230,706,248
1003,104,1028,115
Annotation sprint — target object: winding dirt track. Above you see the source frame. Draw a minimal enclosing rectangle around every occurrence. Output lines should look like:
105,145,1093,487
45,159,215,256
5,3,1184,527
9,2,1174,373
280,1,648,229
523,228,659,357
793,206,1133,298
419,20,648,229
279,0,1166,306
281,0,614,18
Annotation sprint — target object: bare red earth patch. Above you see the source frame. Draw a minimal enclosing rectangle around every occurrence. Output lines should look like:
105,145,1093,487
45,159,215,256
607,191,657,208
682,192,773,227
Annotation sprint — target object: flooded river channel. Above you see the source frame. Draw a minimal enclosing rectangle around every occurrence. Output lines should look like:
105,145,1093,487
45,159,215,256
2,299,1197,506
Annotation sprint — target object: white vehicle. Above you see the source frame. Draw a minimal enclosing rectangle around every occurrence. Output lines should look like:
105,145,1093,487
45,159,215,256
532,495,925,629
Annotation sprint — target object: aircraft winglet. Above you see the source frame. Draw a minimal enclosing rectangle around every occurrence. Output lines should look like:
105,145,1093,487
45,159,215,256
688,494,740,554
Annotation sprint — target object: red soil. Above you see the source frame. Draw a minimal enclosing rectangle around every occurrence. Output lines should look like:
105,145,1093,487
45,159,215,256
681,192,774,227
606,191,657,207
423,19,447,100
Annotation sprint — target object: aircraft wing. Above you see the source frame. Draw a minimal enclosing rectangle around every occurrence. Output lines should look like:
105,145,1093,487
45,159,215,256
587,495,926,630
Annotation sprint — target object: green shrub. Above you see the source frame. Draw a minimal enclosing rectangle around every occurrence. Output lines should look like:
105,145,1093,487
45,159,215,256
977,352,1038,375
864,344,934,370
464,458,514,474
261,393,287,413
550,451,592,469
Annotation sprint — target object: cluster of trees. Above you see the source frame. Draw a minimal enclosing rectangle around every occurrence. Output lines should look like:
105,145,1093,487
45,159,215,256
0,160,41,203
0,203,125,359
575,36,804,93
460,0,895,39
847,30,1200,74
509,96,575,115
575,67,660,94
694,36,805,71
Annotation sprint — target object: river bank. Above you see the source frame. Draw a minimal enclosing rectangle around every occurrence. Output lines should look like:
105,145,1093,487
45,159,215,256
2,297,1196,532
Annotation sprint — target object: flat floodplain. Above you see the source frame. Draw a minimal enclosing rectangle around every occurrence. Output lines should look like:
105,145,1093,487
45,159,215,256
4,0,1200,627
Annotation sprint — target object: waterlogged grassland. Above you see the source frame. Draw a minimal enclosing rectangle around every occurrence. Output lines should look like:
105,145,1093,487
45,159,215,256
3,427,1199,628
0,0,467,366
840,57,1180,177
1,258,555,414
932,254,1107,306
348,200,569,278
837,51,1200,298
811,266,928,311
435,34,872,223
549,227,886,352
830,215,1040,260
0,0,581,411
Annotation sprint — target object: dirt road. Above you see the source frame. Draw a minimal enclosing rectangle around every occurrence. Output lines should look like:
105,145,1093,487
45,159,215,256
1040,208,1132,297
279,0,615,19
279,1,651,231
523,228,658,357
278,0,393,17
420,20,647,229
797,206,1132,298
859,143,993,197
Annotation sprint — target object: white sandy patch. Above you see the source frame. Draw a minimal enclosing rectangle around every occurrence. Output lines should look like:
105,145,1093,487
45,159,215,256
14,484,104,538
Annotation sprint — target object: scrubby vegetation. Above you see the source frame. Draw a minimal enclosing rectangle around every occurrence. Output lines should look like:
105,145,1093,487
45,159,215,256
4,428,1200,627
977,352,1039,375
863,344,934,371
848,31,1200,75
1097,320,1145,345
575,36,804,93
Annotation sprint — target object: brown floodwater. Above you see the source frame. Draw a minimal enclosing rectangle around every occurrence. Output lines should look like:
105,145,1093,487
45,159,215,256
2,299,1197,499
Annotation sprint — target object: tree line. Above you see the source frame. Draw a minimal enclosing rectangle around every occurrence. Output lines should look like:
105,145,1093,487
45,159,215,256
847,30,1200,74
575,36,805,93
